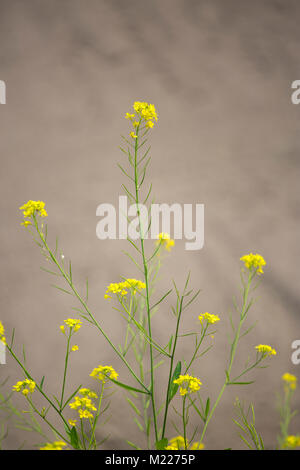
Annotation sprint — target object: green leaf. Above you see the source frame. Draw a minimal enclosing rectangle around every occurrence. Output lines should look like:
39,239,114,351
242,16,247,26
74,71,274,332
155,438,168,450
205,398,210,418
40,376,45,390
228,381,255,385
168,361,181,403
108,377,149,395
69,426,80,449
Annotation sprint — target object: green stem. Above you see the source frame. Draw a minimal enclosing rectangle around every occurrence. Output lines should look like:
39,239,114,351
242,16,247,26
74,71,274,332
199,273,252,444
7,345,70,433
89,383,104,449
161,295,184,439
26,398,70,445
133,124,158,443
60,329,71,409
33,216,149,395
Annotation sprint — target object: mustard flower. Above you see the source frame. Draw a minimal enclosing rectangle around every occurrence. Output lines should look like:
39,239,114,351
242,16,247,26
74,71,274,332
90,365,119,383
165,436,204,450
255,344,277,357
125,101,158,131
198,312,220,325
283,435,300,449
19,200,48,226
69,392,97,420
40,441,67,451
79,388,98,399
165,436,187,450
133,101,158,125
13,379,36,396
104,279,145,300
71,345,79,352
130,131,137,139
240,253,266,275
61,318,82,332
156,232,175,251
282,373,297,391
0,321,6,345
173,374,202,396
68,419,77,427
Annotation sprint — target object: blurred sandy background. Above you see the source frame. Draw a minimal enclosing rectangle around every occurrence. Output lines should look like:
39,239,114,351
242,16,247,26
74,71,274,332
1,0,300,450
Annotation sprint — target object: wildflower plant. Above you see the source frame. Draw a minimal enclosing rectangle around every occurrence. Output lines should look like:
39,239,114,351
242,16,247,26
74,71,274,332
0,101,284,450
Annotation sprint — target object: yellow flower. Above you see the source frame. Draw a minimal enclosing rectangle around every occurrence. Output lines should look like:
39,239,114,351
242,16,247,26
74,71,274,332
79,388,98,399
165,436,204,450
0,321,6,345
173,374,202,396
240,253,266,275
146,120,154,128
283,435,300,449
40,441,67,450
69,391,97,420
104,279,145,299
12,379,36,396
125,101,158,130
90,365,119,383
68,419,77,427
19,200,48,226
282,373,297,390
63,318,82,332
255,344,277,356
198,312,220,325
190,442,205,450
21,220,31,227
130,131,137,139
60,325,65,334
78,409,94,419
133,101,158,124
165,436,187,450
71,345,79,352
156,232,175,251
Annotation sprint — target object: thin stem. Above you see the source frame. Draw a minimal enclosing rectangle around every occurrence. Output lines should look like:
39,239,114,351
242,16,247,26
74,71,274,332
60,329,71,409
33,216,149,395
161,295,184,439
27,397,70,445
199,272,252,444
133,123,158,442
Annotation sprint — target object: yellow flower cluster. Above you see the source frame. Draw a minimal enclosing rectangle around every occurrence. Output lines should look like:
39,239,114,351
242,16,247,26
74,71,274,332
173,374,202,396
0,321,6,345
283,435,300,449
240,253,266,275
104,279,146,300
40,441,67,451
12,379,36,396
69,388,98,420
60,318,82,334
255,344,277,356
282,373,297,391
165,436,204,450
19,200,48,226
156,232,175,251
126,101,158,133
198,312,220,325
90,365,119,384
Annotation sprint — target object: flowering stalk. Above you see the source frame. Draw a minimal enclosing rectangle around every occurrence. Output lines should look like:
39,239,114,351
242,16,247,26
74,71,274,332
198,258,273,444
132,119,158,442
31,214,149,395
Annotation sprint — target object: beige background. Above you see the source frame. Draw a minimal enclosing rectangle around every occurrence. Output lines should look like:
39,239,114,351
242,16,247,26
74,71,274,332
1,0,300,450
